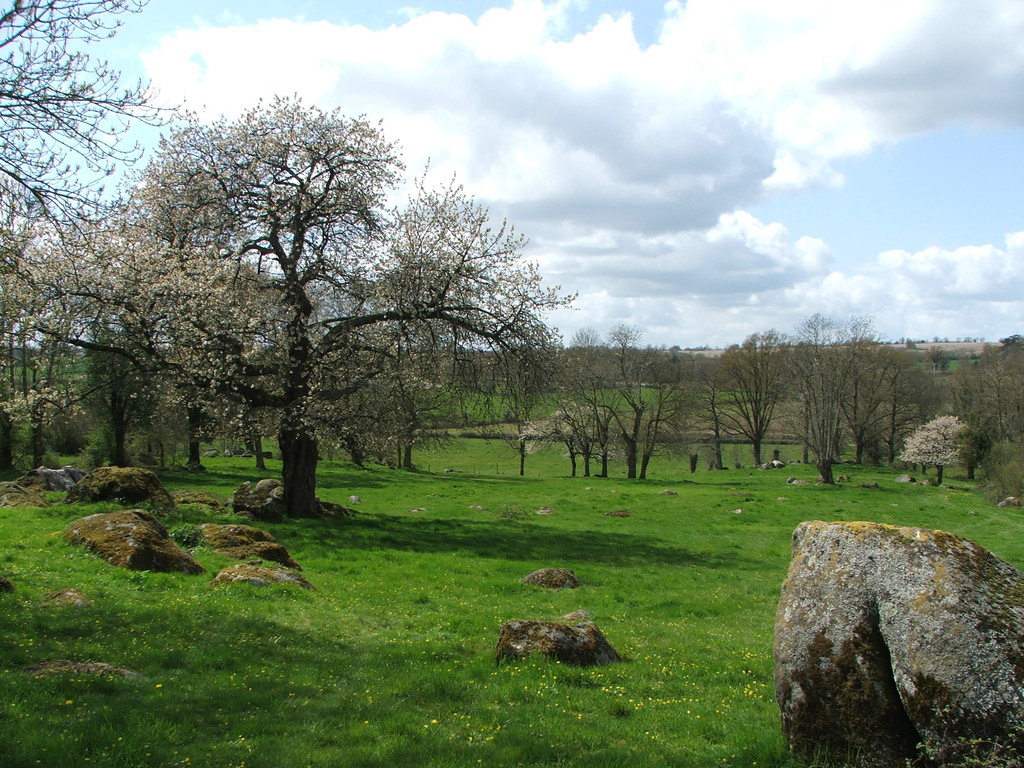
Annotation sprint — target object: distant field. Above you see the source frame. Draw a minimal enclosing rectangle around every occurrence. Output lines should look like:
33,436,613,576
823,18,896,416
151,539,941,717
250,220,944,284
1,442,1018,768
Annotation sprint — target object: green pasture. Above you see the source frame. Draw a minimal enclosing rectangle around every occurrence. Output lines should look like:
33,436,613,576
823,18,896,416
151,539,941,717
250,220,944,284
1,440,1020,768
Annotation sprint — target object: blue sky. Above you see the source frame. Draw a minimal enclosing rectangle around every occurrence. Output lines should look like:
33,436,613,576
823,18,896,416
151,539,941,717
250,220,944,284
95,0,1024,347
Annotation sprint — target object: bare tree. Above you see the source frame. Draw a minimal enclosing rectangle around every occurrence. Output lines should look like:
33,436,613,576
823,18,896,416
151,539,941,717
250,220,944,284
718,330,787,466
790,315,876,484
0,0,158,216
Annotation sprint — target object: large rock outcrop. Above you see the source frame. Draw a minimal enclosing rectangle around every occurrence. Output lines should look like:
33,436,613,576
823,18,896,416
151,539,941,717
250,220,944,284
64,509,205,574
65,467,174,509
495,620,621,666
775,520,1024,767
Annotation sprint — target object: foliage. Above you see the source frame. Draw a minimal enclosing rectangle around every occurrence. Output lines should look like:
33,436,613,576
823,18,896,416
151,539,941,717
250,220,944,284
980,442,1024,503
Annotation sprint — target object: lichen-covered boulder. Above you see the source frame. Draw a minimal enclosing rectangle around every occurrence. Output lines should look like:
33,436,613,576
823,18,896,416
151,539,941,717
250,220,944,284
65,467,174,509
775,520,1024,768
0,481,49,508
200,523,300,569
495,620,621,666
520,567,581,589
17,466,85,492
212,561,314,590
64,509,205,574
231,479,286,522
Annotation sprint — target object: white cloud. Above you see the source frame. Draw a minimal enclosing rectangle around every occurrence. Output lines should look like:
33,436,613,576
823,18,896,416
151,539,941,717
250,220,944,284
138,0,1024,346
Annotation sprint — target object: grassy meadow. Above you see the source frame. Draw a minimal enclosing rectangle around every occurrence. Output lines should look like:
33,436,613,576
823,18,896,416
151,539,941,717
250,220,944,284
2,440,1022,768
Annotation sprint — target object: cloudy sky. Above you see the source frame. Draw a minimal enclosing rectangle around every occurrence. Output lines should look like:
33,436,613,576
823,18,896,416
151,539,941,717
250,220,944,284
99,0,1024,348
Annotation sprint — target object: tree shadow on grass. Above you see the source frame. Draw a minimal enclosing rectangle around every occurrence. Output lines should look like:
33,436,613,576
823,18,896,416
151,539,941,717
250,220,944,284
282,514,744,570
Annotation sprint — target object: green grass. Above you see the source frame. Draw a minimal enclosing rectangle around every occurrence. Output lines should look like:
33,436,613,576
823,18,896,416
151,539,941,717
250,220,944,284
1,441,1021,768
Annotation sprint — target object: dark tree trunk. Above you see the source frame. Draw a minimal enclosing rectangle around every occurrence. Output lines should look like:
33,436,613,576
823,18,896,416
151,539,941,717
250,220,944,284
518,438,526,476
817,457,835,484
568,448,577,478
751,439,762,467
111,393,129,466
936,464,944,485
254,436,266,470
402,443,414,470
0,411,12,470
689,452,699,474
186,406,204,472
31,407,45,468
639,451,651,480
599,451,609,477
279,426,320,517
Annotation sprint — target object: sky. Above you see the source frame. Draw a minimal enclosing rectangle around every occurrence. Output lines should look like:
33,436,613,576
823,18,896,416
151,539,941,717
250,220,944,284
94,0,1024,348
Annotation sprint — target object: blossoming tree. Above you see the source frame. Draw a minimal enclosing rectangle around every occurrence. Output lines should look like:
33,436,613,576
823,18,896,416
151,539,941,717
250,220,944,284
898,415,966,485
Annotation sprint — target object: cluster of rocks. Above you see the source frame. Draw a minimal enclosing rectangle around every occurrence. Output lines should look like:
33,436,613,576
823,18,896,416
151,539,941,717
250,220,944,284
494,567,622,668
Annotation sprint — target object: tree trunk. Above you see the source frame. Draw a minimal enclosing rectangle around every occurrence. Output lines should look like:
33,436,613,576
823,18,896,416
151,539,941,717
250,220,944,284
254,436,266,470
751,439,762,467
111,396,129,467
186,406,204,472
518,438,526,476
639,451,651,480
689,452,699,474
936,464,944,485
31,407,45,468
0,411,12,470
599,451,608,477
817,457,835,484
403,443,414,470
622,433,638,479
279,426,320,517
568,449,577,478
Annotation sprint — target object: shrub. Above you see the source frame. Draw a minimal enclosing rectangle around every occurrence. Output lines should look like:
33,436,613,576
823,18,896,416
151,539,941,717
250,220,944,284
981,442,1024,503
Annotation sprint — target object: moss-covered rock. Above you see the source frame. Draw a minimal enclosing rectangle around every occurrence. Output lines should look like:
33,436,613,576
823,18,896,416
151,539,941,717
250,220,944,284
200,523,300,569
43,588,92,608
520,567,581,589
17,466,85,492
173,490,229,512
65,467,174,509
24,660,143,678
0,481,49,508
212,561,314,590
64,509,205,574
775,520,1024,768
231,479,286,521
495,620,621,666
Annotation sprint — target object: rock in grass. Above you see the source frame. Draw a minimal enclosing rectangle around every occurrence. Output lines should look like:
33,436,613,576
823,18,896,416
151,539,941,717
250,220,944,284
173,490,229,512
24,660,143,678
43,588,92,608
17,466,85,492
775,520,1024,768
520,567,581,589
212,561,314,590
64,509,205,574
65,467,174,509
200,523,301,569
0,575,13,592
231,479,286,522
0,481,49,508
495,620,621,666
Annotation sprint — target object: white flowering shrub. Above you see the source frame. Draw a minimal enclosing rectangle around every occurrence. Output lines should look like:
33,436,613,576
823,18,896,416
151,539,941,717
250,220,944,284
899,415,966,484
